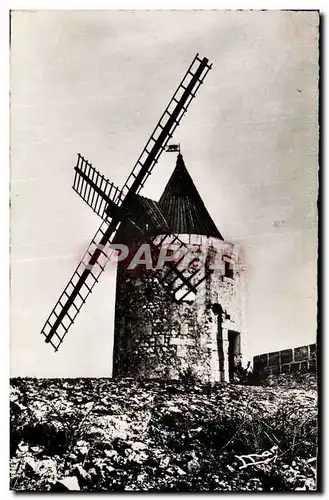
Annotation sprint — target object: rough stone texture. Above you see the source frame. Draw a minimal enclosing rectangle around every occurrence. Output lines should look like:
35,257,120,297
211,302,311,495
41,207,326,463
113,235,247,382
253,344,316,376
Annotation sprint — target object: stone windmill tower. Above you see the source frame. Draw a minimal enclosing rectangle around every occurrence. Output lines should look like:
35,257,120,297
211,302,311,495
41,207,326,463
113,152,247,382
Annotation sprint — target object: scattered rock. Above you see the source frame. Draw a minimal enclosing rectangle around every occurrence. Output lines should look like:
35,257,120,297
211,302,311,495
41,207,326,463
88,467,97,477
54,476,80,491
36,459,57,482
76,439,88,447
73,464,90,481
187,456,200,473
130,441,148,451
24,457,38,474
175,466,187,476
104,449,118,459
30,445,44,453
160,456,170,468
104,465,115,474
75,440,89,457
17,441,29,454
10,377,317,492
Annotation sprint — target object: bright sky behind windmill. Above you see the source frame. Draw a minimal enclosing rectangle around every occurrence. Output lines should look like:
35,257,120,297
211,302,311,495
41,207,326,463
10,10,318,377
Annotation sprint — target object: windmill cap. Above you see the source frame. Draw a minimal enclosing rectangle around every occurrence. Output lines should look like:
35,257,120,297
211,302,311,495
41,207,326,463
158,154,223,239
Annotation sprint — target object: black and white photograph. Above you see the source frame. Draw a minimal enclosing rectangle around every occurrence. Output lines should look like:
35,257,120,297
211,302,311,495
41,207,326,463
9,9,319,492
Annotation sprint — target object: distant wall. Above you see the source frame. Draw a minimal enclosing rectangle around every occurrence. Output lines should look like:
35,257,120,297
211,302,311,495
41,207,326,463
253,343,316,376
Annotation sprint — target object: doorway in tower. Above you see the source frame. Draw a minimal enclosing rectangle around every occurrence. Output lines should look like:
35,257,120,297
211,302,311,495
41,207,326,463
228,330,241,381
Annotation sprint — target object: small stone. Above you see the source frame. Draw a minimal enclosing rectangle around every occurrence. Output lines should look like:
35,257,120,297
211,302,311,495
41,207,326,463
83,402,94,411
77,446,88,456
73,464,90,481
131,441,148,451
87,426,105,436
36,459,57,482
167,405,181,413
75,441,89,456
76,440,88,447
11,401,27,411
160,456,170,468
176,466,186,476
105,465,115,474
56,476,80,491
188,457,200,473
24,457,37,473
104,449,118,459
133,451,148,463
17,441,29,453
30,445,44,453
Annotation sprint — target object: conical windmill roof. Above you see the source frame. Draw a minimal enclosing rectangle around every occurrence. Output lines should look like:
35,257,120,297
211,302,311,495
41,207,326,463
158,154,223,239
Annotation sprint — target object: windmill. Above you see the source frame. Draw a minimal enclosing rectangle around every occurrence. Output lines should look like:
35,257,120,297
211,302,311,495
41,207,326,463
40,54,213,353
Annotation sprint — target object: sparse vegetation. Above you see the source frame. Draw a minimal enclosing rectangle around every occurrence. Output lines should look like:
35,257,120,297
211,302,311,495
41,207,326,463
10,374,317,491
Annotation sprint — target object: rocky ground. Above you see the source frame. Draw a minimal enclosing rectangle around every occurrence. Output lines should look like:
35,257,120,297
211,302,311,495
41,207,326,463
10,373,318,492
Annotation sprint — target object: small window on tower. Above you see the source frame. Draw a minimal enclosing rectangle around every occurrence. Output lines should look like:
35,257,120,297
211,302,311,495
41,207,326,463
224,258,234,280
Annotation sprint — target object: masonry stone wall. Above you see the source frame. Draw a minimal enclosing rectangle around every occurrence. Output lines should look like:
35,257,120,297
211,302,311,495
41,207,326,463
112,235,247,382
113,265,216,380
253,343,317,376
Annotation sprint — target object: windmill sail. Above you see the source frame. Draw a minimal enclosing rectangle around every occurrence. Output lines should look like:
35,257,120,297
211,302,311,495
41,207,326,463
41,220,117,351
153,234,205,302
40,53,212,351
120,54,212,200
158,243,209,302
73,154,122,220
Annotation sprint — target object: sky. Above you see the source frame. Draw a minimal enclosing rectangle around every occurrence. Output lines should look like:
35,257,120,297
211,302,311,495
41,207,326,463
10,10,318,377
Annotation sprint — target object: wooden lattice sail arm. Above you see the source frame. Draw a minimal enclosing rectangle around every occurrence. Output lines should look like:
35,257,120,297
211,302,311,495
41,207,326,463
120,54,212,200
72,154,122,220
124,215,210,302
156,237,213,302
40,219,118,351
